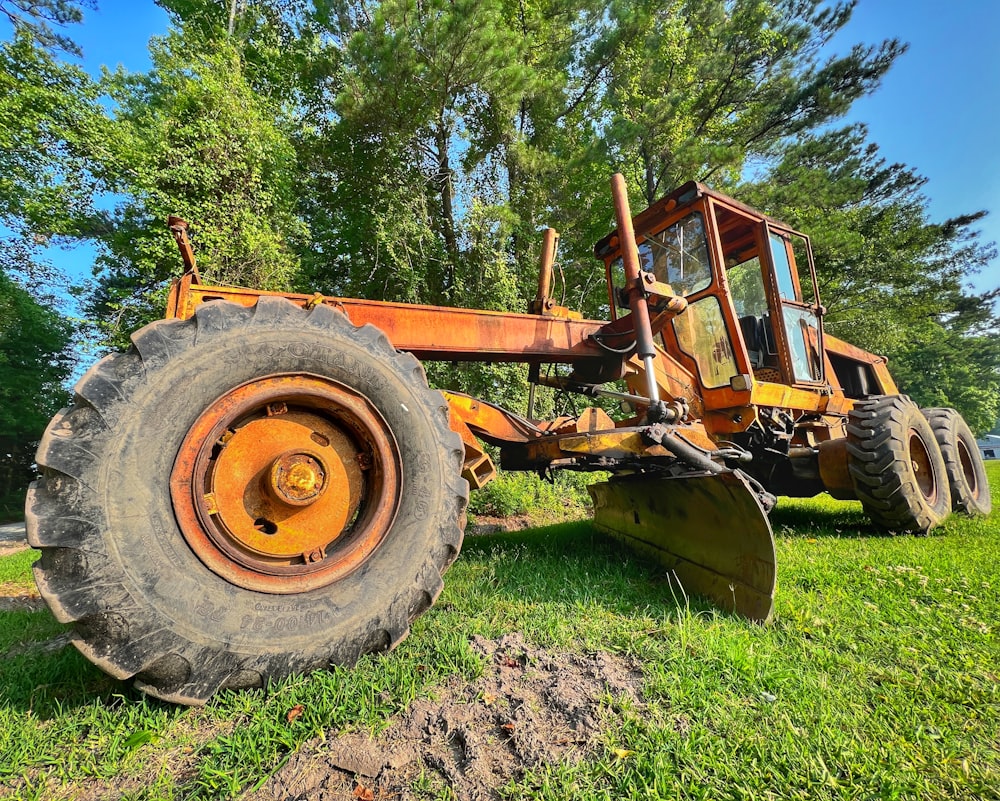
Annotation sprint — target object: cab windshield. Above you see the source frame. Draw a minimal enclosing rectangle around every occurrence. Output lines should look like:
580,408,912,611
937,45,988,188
638,212,712,297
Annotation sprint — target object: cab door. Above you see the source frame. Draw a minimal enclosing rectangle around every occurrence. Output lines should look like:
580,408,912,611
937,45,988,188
764,226,825,386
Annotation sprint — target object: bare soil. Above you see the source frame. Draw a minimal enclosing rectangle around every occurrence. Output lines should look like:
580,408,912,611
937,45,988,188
246,633,645,801
465,514,535,536
0,521,27,558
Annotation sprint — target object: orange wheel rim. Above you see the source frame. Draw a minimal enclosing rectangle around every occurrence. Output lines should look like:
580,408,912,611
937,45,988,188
957,437,979,499
170,374,401,593
908,429,937,503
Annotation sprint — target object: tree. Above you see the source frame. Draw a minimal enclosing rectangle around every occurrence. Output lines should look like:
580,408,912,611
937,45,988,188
740,125,999,432
0,0,96,55
0,16,97,519
600,0,904,204
890,317,1000,436
0,29,101,280
0,270,74,519
84,31,307,347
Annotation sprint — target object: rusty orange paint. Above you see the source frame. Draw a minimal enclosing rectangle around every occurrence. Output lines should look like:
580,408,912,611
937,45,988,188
442,391,536,444
825,333,899,395
168,281,616,365
170,374,401,593
446,410,497,489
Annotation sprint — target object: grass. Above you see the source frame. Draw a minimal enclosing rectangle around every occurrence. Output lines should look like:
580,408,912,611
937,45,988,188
0,550,38,596
1,465,999,799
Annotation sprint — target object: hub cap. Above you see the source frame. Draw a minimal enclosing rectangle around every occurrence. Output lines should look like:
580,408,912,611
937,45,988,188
170,374,401,593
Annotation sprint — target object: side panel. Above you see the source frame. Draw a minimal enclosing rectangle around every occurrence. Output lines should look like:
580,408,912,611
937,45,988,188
824,333,899,397
169,281,614,365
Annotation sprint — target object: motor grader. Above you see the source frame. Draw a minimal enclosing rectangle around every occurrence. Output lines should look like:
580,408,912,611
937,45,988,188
28,174,990,704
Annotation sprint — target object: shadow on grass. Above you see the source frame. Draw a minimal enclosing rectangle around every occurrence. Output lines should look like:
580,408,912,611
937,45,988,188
0,607,153,717
459,520,721,618
768,497,879,539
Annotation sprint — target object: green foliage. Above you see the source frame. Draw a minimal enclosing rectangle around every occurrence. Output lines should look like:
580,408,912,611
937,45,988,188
740,125,1000,430
0,0,96,55
84,32,307,348
467,469,596,519
890,321,1000,436
602,0,904,203
0,29,101,261
0,10,90,520
0,271,74,520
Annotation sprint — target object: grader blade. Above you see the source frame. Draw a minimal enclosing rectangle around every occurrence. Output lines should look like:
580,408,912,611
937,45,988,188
589,471,776,622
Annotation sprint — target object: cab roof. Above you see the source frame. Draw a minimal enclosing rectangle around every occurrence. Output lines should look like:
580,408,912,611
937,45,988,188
593,180,793,259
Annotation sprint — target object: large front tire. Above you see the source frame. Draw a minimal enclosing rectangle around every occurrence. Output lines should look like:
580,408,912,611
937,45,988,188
921,407,992,516
846,395,950,533
27,299,467,704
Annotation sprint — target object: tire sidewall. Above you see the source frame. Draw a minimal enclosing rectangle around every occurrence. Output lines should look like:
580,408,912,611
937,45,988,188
847,394,951,532
924,407,992,516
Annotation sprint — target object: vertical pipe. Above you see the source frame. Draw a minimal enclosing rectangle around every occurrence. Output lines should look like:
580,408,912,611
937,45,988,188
610,173,660,404
532,228,559,314
537,228,558,301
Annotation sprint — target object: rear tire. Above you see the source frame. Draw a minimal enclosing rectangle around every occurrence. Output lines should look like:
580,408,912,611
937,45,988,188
846,395,950,533
921,407,991,516
27,298,467,704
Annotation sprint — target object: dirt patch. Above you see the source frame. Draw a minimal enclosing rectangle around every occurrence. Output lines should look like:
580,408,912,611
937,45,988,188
0,542,28,558
0,594,45,613
0,570,43,614
247,633,644,801
466,515,535,536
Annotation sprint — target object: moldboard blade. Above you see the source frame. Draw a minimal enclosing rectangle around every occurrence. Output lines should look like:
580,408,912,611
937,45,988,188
589,471,776,621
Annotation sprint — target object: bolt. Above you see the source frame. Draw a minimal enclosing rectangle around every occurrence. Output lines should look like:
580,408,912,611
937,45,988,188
203,492,219,515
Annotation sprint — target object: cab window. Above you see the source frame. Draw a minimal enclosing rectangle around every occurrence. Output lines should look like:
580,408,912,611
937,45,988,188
769,232,798,300
728,256,767,318
672,296,739,389
638,212,712,297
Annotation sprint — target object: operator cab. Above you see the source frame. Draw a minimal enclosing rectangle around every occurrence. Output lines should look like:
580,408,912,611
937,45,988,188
596,181,826,397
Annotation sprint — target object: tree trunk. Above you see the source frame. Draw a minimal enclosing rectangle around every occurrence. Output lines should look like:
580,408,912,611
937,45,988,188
434,120,460,294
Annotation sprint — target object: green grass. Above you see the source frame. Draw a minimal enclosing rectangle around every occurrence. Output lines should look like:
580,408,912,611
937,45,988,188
0,549,38,593
1,466,999,799
467,467,597,521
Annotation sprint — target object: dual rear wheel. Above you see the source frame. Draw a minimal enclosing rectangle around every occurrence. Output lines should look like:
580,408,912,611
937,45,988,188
846,395,990,533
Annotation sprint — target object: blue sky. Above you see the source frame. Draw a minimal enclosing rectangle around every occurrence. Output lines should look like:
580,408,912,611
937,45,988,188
832,1,1000,297
15,0,1000,298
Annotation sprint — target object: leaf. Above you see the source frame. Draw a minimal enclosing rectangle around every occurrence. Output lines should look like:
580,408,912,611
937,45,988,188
122,730,156,750
286,704,305,723
352,783,375,801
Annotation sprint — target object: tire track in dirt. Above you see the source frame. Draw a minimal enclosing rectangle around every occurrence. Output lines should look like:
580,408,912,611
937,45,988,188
248,633,645,800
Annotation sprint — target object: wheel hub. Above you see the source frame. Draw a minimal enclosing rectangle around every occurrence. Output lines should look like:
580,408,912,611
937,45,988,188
270,453,326,505
170,374,402,594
